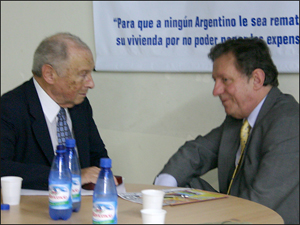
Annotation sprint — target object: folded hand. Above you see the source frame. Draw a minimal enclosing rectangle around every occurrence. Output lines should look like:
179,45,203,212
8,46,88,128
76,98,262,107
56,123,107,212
81,166,118,186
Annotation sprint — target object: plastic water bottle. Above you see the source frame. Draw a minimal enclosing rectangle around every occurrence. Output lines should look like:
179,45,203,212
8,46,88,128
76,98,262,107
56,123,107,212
92,158,118,224
48,145,72,220
66,139,81,212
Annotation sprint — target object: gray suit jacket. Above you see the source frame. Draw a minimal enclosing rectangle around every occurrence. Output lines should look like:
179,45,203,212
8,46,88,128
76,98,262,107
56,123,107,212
158,87,299,224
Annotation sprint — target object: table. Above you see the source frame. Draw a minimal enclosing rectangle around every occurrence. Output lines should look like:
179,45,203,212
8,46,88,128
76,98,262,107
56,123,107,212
1,183,283,224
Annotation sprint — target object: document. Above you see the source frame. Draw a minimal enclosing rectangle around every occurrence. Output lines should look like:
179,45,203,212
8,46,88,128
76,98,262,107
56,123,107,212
118,188,227,206
21,182,126,196
21,188,94,196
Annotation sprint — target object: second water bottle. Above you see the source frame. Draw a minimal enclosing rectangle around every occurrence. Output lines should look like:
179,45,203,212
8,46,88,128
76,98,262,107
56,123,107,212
48,145,72,220
66,138,81,212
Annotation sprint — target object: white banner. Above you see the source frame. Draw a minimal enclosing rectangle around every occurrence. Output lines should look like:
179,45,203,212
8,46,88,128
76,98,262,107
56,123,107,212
93,1,299,73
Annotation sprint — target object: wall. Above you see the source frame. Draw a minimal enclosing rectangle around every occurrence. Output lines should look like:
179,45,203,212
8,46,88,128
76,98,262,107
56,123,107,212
1,1,299,190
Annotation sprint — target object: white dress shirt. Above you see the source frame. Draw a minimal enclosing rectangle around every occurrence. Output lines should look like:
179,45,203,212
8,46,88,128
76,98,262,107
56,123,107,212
155,96,267,187
33,78,74,153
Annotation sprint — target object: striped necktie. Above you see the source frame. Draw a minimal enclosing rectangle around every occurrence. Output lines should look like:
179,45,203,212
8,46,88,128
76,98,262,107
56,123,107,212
57,107,72,146
227,119,251,195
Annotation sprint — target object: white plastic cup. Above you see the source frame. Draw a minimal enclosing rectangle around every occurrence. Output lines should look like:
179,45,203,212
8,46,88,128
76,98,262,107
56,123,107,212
141,208,167,224
1,176,23,205
141,189,165,209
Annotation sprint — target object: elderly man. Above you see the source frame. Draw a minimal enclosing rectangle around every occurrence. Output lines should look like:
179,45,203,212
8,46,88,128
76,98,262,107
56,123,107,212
1,33,109,190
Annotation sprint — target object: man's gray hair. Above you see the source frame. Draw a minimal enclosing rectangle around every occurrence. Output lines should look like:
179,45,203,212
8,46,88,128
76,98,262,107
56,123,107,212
32,32,91,77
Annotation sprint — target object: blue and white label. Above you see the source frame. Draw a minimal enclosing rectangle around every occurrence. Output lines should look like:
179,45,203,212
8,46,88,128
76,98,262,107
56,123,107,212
92,201,117,224
71,176,81,202
49,184,71,209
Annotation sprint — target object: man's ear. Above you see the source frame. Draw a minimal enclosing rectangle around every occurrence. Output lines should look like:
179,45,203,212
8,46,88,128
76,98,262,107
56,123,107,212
252,68,265,90
42,64,56,84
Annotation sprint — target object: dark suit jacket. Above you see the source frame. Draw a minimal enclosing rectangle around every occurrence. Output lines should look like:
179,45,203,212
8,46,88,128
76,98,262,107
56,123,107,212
1,78,108,190
158,87,299,224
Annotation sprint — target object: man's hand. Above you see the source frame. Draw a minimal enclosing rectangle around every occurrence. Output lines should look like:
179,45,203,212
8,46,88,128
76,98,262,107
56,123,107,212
81,166,100,185
81,166,119,186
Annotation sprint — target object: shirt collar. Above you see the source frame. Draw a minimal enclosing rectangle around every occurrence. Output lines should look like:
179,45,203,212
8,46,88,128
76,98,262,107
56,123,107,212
247,95,267,128
33,77,60,123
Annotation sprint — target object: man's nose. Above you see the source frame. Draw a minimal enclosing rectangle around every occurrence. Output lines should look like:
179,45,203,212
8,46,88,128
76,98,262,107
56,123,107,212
85,73,95,89
213,81,224,96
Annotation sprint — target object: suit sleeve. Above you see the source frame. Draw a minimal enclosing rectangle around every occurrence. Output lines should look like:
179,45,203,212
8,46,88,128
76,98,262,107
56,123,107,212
157,122,224,187
85,98,109,167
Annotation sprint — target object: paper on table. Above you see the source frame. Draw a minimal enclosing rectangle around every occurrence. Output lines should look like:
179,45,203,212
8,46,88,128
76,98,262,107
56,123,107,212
21,182,126,196
116,182,127,194
119,188,227,206
21,188,93,196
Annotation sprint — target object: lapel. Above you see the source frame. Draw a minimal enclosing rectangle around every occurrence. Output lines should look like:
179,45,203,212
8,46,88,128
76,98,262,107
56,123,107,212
218,116,243,193
69,102,90,168
254,87,281,127
26,78,54,164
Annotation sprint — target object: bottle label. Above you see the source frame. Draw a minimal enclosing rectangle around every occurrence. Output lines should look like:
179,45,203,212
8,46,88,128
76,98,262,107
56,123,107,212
72,176,81,202
92,201,117,224
49,184,71,209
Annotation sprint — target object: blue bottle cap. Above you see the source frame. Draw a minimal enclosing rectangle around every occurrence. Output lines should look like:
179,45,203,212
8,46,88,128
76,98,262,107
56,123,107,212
65,139,76,147
100,158,112,168
56,144,66,153
1,204,10,210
